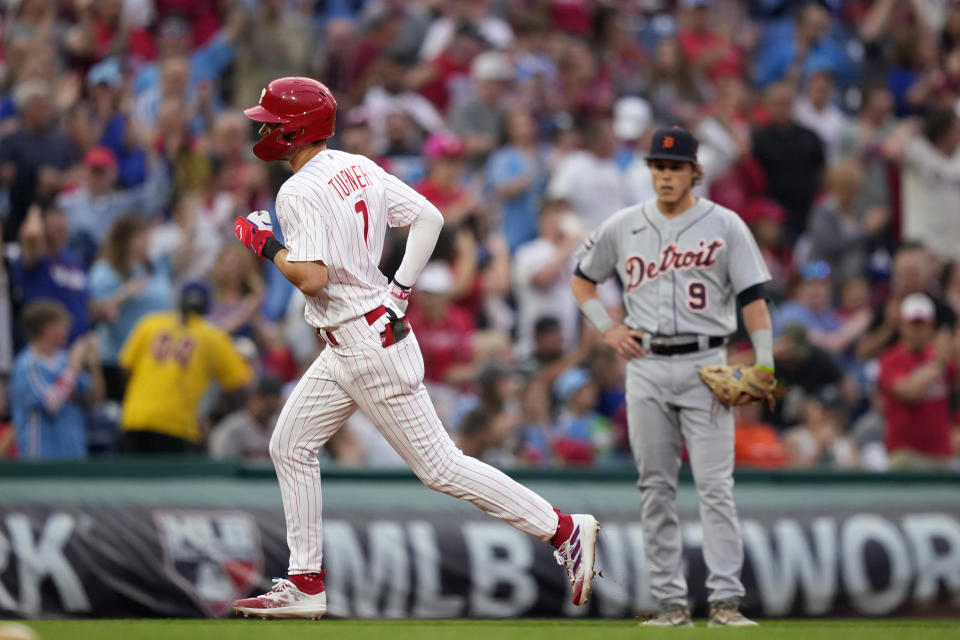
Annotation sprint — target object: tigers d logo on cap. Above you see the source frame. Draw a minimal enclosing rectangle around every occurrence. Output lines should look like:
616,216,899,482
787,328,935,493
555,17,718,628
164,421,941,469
646,126,699,164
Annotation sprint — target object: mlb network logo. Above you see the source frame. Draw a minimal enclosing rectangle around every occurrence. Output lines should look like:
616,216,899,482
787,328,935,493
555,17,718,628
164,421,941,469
154,510,264,617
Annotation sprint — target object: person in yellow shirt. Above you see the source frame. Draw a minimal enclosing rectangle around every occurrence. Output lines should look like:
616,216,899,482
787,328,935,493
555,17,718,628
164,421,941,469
119,282,252,453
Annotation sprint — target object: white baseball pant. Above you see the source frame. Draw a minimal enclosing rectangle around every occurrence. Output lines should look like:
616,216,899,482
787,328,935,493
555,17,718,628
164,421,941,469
270,307,560,574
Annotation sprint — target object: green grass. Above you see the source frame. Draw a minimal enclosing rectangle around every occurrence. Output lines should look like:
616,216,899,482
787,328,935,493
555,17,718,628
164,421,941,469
6,619,958,640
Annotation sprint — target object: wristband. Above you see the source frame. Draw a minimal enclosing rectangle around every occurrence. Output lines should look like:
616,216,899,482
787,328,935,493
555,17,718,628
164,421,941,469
581,298,615,333
750,328,774,372
262,237,285,262
390,280,412,300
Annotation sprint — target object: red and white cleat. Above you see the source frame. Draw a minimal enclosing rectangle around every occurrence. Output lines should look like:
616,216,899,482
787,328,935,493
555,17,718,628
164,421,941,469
233,578,327,620
553,514,600,606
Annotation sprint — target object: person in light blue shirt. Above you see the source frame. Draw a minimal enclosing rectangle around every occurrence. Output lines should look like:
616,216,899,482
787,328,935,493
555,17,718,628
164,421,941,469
752,3,856,89
88,216,173,400
11,300,104,459
486,109,547,253
772,261,842,336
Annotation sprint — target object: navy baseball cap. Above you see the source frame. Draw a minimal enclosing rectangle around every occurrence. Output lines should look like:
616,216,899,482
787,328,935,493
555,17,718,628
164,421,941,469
180,281,210,316
646,126,699,163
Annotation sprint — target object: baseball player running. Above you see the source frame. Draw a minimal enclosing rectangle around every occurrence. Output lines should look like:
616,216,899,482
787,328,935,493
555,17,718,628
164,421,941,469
571,127,774,627
230,77,599,620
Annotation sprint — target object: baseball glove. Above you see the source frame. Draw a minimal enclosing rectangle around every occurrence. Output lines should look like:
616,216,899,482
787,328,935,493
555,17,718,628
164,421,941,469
699,365,779,409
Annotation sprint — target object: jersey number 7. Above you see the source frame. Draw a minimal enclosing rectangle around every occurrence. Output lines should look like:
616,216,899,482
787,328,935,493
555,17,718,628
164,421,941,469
355,200,369,246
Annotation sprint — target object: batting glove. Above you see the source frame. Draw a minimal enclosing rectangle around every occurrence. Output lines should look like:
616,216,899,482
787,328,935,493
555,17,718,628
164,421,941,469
388,280,412,314
235,210,283,260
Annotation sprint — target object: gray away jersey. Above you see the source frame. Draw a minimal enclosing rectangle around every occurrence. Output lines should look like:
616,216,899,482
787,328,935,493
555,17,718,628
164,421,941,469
577,197,770,336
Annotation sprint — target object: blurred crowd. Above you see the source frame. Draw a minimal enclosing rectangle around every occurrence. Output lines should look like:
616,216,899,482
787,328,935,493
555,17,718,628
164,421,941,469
1,0,960,472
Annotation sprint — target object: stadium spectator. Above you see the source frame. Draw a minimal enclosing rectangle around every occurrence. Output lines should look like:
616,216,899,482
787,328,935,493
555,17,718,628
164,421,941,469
208,245,265,339
793,68,849,162
410,21,486,113
450,50,514,162
752,82,825,238
148,191,222,289
885,109,960,263
878,293,957,469
89,215,174,401
784,391,859,469
405,262,476,388
13,204,89,344
0,80,79,239
119,283,251,454
547,117,626,230
486,108,547,252
753,2,853,88
805,160,889,285
85,57,150,190
742,199,791,303
677,0,745,85
642,36,708,124
154,97,213,193
231,0,313,111
415,132,476,225
456,365,521,466
418,0,514,63
56,146,171,262
836,84,896,212
773,262,871,358
859,244,957,361
551,367,613,466
511,199,582,356
209,375,283,461
769,324,846,428
10,300,104,459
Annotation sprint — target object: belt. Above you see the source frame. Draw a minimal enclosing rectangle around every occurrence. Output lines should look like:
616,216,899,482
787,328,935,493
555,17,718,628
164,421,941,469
316,306,387,346
642,334,727,356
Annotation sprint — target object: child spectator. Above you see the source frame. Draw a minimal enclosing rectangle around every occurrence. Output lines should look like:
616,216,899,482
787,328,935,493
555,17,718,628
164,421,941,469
10,300,104,459
784,391,859,469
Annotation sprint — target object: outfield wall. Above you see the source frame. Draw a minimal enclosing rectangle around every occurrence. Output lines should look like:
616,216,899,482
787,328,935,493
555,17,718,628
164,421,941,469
0,462,958,619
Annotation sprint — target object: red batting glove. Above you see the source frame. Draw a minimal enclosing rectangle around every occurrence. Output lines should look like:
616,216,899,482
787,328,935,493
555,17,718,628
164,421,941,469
234,216,276,259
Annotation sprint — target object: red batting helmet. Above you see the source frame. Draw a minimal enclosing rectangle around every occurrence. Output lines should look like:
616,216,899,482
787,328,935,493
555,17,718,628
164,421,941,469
243,77,337,161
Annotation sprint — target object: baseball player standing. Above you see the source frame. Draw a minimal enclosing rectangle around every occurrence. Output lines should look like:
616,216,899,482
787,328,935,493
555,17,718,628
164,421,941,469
230,77,599,619
571,127,772,627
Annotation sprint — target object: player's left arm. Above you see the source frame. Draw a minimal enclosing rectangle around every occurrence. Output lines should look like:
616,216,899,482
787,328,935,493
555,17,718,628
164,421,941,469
377,162,444,311
741,295,774,377
728,214,775,376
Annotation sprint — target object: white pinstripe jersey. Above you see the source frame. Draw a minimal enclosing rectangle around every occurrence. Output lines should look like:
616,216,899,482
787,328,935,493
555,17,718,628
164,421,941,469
276,149,426,329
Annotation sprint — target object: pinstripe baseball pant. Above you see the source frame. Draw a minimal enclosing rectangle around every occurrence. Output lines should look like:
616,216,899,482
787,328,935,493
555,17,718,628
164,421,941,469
270,308,560,574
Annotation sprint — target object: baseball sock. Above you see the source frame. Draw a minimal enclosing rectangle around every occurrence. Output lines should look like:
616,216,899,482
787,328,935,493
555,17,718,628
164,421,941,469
549,508,574,548
289,571,326,595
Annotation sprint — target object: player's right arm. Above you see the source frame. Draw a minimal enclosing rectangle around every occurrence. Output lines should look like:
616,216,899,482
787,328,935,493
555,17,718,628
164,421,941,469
570,224,645,360
271,249,328,298
235,198,329,298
